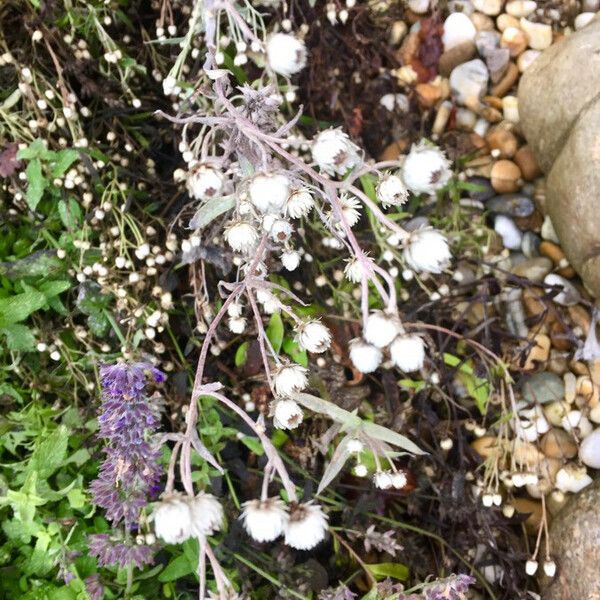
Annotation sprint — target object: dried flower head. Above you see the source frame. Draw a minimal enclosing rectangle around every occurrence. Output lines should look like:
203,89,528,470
389,334,426,372
240,497,289,542
349,337,383,374
402,141,452,194
273,398,304,429
403,228,451,274
273,362,308,396
295,319,331,353
284,502,328,550
312,128,361,176
266,33,307,77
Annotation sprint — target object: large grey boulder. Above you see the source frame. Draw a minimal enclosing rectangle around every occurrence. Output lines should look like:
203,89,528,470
544,478,600,599
518,17,600,298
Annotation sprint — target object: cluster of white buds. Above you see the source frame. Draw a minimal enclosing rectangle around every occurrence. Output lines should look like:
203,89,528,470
401,141,452,195
376,172,409,207
240,499,328,550
373,469,408,490
153,492,224,544
265,33,307,77
350,311,426,374
311,128,361,176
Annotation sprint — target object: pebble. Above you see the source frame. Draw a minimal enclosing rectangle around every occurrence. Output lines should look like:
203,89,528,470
521,371,564,404
471,12,495,31
524,333,551,370
520,18,553,50
512,497,543,531
416,82,442,107
540,428,577,459
494,214,523,249
443,12,478,51
473,0,503,15
456,107,478,130
475,30,500,55
502,95,519,122
505,287,528,337
449,59,489,104
449,0,475,13
543,401,571,427
487,193,534,217
491,61,519,95
486,48,511,83
511,256,552,281
513,144,541,180
501,26,528,57
486,126,518,157
505,0,537,17
468,176,496,201
517,49,541,74
471,436,502,458
521,231,541,257
539,241,576,278
438,41,477,76
390,21,408,45
544,274,581,306
408,0,430,13
579,428,600,468
574,12,596,30
490,159,522,193
541,215,560,243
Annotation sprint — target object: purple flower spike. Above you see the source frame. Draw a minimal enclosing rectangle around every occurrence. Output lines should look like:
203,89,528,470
88,362,165,567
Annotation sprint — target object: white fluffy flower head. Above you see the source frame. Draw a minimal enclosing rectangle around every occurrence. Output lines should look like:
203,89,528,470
266,33,307,77
228,316,247,334
225,221,259,253
270,218,294,243
154,493,193,545
374,471,393,490
390,334,426,372
403,228,451,274
337,193,361,228
241,497,289,543
187,163,224,200
402,141,452,194
349,337,383,374
249,172,290,214
284,502,328,550
312,128,361,176
344,256,369,283
189,492,224,537
281,249,301,271
296,319,331,353
273,398,304,429
286,188,314,219
273,363,308,396
376,173,409,207
363,311,401,348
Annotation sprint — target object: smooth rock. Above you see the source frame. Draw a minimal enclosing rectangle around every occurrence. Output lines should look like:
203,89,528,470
511,256,552,282
486,127,518,157
579,428,600,468
490,159,521,192
494,214,523,249
574,12,596,30
501,26,528,57
540,215,559,243
456,107,477,130
517,49,540,72
443,12,478,51
544,479,600,599
491,60,519,95
502,95,519,122
521,231,540,257
449,59,489,104
506,0,537,16
487,193,534,217
523,333,551,370
475,29,500,55
513,144,541,180
449,0,475,13
544,274,581,306
520,18,553,50
408,0,430,13
496,13,520,31
486,48,511,82
467,176,496,201
473,0,503,15
471,12,496,31
540,428,577,459
438,41,477,77
521,372,564,405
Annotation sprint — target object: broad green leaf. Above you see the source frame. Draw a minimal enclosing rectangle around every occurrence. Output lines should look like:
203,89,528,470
266,312,284,353
26,530,54,575
158,555,194,582
67,488,87,510
0,323,35,350
29,425,69,480
58,198,82,229
50,149,78,177
365,562,409,581
25,158,47,211
234,341,249,367
0,289,46,326
188,195,236,229
16,139,47,160
239,435,264,456
39,280,71,298
282,337,308,367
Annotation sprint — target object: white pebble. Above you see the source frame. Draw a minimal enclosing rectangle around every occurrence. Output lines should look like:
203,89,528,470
580,429,600,468
443,13,477,51
494,215,523,250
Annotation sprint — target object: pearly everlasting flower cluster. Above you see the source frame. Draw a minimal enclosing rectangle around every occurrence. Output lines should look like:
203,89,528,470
240,499,328,551
266,33,307,77
312,128,361,176
89,362,164,568
350,311,427,375
403,228,451,274
402,141,452,195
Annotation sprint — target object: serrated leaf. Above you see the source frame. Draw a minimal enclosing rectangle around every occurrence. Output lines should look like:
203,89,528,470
25,158,47,211
58,198,82,229
25,530,54,576
365,562,409,581
29,425,69,480
0,289,46,326
0,323,35,350
16,139,47,161
188,195,236,229
50,149,78,177
266,312,284,353
39,280,71,298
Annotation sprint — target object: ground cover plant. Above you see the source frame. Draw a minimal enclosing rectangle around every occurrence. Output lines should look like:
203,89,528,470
2,0,600,599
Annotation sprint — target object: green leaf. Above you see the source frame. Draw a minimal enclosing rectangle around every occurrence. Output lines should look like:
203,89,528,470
359,174,377,202
158,555,194,582
29,425,69,480
39,280,71,298
188,196,236,229
58,198,82,229
266,312,284,353
67,488,87,510
17,139,47,161
0,323,36,350
365,562,409,581
0,289,47,326
239,435,264,456
282,337,308,367
25,530,54,575
50,149,78,178
25,158,47,211
234,341,249,367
